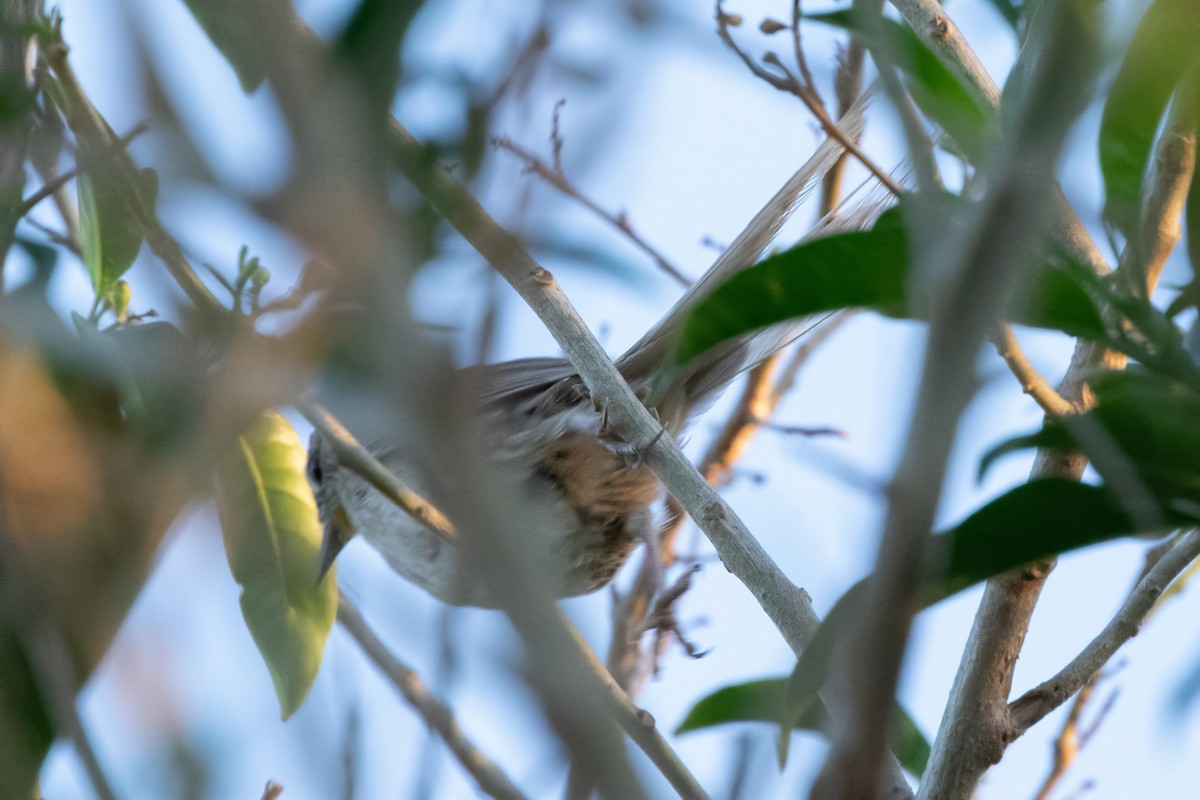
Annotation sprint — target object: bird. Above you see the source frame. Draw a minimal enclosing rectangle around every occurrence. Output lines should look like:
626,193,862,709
307,100,891,608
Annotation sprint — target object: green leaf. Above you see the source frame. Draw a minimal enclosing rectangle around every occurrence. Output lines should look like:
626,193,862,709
77,170,145,295
981,372,1200,509
781,479,1194,744
982,0,1022,30
333,0,424,115
675,201,1106,366
215,410,337,719
805,11,993,160
676,207,907,366
678,678,931,776
180,0,268,92
1099,0,1200,237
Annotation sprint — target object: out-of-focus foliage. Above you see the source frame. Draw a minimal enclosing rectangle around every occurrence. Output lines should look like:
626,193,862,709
1099,0,1200,238
677,678,931,777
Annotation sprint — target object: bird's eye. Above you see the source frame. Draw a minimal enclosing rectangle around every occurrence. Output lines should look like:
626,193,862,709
306,448,323,485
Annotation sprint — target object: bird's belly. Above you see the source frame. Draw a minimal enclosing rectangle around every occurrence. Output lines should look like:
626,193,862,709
345,432,660,607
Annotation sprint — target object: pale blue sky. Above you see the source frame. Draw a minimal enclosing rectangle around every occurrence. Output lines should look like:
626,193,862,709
34,0,1200,798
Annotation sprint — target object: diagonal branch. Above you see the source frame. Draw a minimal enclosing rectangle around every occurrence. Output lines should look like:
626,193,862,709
1009,530,1200,733
493,134,690,287
989,324,1077,417
337,595,527,800
18,121,150,218
716,4,903,198
298,399,455,545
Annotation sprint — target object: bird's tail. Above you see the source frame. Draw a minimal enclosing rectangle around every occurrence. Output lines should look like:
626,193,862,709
616,92,899,429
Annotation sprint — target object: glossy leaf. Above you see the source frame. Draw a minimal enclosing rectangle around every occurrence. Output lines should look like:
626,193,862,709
806,11,992,159
675,202,1106,366
215,411,337,719
678,678,931,776
781,479,1194,744
1099,0,1200,236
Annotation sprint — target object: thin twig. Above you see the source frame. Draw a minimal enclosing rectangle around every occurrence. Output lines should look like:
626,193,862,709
18,121,150,217
298,399,455,545
990,324,1077,417
1009,530,1200,733
717,4,903,198
790,0,820,99
556,610,710,800
24,216,81,256
1032,679,1093,800
493,135,690,286
337,595,527,800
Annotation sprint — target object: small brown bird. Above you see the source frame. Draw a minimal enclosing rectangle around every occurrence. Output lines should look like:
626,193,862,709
308,104,886,607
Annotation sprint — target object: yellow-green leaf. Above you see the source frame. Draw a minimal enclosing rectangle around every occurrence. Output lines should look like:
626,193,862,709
214,410,336,719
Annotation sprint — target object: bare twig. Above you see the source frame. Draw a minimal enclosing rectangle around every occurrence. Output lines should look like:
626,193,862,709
493,134,690,286
24,216,81,255
1032,679,1093,800
555,610,711,800
18,121,150,217
337,595,527,800
990,324,1077,417
1010,530,1200,733
298,399,455,546
789,0,820,100
717,4,903,198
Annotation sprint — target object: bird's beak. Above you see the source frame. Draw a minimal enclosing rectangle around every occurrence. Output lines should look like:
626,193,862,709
316,504,356,587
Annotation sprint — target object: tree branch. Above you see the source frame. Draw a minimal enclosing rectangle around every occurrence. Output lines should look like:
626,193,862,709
337,595,526,800
813,4,1100,795
18,121,150,218
989,325,1077,417
298,399,455,545
493,133,690,287
716,4,903,198
887,0,1110,278
917,36,1197,800
1009,530,1200,733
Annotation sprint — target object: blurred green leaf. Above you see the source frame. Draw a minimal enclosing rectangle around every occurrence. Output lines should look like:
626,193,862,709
675,202,1105,366
781,478,1193,746
806,11,992,159
334,0,423,114
1099,0,1200,237
982,0,1022,30
180,0,268,92
106,322,207,452
678,678,931,776
215,411,337,720
981,371,1200,509
77,170,145,296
